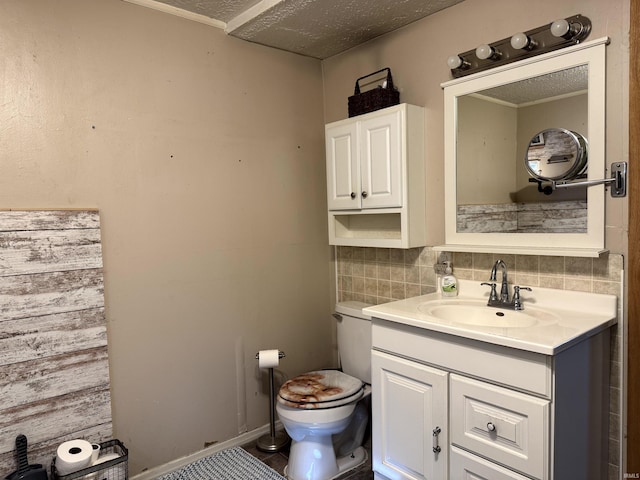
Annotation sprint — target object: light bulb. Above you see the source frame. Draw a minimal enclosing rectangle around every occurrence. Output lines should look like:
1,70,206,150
447,55,463,69
510,32,531,50
550,18,570,38
475,44,496,60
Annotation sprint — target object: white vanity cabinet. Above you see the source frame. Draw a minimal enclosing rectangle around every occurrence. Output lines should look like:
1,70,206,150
325,104,425,248
370,318,611,480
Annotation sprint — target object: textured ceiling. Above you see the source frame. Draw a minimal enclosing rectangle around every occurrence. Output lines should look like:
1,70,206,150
138,0,465,59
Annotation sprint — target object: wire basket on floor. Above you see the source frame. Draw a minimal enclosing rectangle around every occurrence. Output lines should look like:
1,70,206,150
51,439,128,480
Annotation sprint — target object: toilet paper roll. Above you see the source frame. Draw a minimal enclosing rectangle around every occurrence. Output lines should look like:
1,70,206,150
56,439,93,475
91,444,101,464
258,349,280,368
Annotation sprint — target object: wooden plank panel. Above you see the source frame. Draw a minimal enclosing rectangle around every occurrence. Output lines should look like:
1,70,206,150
0,386,113,455
0,423,113,477
0,229,103,276
0,348,110,409
0,269,104,321
0,308,106,365
0,210,112,476
0,210,100,232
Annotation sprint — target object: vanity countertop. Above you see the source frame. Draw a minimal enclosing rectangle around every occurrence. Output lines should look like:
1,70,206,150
364,279,617,355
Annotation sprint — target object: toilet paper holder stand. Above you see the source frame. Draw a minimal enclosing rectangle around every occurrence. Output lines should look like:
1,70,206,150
255,350,290,452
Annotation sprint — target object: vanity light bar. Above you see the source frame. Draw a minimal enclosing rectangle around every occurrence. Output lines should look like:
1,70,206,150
447,14,591,78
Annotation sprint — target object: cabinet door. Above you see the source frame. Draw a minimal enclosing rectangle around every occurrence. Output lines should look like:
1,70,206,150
372,350,448,480
326,122,360,210
359,110,403,209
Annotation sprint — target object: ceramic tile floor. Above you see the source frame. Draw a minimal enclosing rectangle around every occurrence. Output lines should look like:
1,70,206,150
242,435,373,480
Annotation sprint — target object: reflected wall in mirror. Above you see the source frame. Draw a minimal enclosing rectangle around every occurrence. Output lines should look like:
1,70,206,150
456,69,588,234
442,38,608,255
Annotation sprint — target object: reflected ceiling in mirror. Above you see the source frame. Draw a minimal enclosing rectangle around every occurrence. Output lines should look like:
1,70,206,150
441,38,608,257
479,65,587,105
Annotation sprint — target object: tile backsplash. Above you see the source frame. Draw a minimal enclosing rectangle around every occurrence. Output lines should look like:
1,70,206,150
336,246,623,305
336,246,624,480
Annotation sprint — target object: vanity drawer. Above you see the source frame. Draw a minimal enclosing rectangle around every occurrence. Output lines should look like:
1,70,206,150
450,446,532,480
450,374,549,480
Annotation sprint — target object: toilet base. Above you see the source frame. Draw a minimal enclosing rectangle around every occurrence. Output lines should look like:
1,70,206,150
284,445,367,480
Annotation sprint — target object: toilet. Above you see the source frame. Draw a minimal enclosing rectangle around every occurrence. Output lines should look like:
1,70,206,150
276,301,372,480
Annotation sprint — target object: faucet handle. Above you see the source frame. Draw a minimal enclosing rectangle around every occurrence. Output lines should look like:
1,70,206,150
481,282,498,302
513,286,532,310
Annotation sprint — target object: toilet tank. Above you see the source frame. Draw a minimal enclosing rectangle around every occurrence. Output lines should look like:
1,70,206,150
335,301,372,384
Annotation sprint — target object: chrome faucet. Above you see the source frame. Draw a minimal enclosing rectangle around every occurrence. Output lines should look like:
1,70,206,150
481,259,532,310
490,259,509,303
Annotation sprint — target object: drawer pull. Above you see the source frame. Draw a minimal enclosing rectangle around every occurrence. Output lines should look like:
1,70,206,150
486,422,496,432
432,426,442,453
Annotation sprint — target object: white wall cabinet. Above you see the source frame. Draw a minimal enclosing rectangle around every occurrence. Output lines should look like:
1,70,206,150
326,109,402,210
325,104,425,248
371,319,611,480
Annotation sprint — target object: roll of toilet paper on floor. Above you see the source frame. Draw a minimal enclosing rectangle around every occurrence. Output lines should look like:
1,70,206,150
258,349,280,368
56,439,93,475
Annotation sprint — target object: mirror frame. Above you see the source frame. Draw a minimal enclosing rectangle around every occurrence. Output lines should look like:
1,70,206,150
440,37,609,257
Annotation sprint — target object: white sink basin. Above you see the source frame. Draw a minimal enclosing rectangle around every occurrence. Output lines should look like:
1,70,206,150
364,279,618,355
417,299,559,328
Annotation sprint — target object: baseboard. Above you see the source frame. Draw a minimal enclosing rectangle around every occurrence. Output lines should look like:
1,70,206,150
131,422,283,480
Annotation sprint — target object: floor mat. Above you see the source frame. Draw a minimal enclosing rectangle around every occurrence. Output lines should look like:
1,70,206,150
157,446,286,480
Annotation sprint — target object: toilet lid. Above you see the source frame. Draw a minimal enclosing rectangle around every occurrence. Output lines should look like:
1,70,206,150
278,370,364,409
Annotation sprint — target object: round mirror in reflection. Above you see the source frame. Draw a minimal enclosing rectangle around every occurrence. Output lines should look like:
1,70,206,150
525,128,588,181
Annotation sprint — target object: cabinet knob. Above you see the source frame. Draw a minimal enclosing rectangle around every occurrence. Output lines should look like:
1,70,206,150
487,422,496,432
361,191,368,198
350,192,356,199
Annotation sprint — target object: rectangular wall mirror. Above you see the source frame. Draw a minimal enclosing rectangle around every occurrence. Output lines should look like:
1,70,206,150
439,38,609,257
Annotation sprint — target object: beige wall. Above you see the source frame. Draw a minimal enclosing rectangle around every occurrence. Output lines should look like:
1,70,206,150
457,93,589,204
0,0,333,474
321,0,629,255
457,95,517,204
